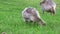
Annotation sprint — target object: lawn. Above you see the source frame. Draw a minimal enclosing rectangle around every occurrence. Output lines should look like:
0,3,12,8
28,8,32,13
0,0,60,34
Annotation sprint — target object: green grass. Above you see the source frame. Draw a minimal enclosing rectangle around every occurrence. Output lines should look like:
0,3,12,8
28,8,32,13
0,0,60,34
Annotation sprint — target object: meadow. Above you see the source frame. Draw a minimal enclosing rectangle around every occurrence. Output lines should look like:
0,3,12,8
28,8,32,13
0,0,60,34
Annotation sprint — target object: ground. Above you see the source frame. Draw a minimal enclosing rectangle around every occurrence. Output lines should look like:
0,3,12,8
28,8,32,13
0,0,60,34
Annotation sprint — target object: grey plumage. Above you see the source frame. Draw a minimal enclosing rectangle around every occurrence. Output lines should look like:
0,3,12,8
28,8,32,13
22,7,46,26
